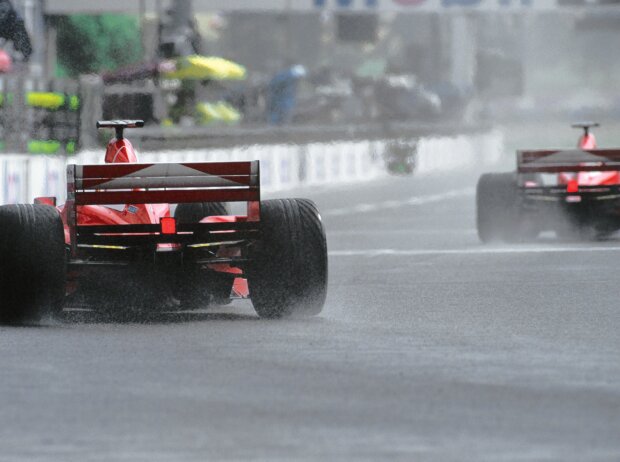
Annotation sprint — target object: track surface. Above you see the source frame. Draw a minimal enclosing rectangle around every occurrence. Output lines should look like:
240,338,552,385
1,162,619,461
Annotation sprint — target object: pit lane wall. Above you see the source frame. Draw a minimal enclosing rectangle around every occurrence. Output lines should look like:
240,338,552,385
0,130,502,204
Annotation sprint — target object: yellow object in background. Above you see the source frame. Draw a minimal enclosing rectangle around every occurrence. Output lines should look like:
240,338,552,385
26,92,65,110
25,92,80,110
196,101,241,125
164,55,246,81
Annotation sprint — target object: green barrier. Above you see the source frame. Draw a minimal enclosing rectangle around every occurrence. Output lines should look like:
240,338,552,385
69,95,80,111
66,140,77,154
25,92,80,110
27,139,77,155
28,140,61,154
0,92,13,108
0,140,5,151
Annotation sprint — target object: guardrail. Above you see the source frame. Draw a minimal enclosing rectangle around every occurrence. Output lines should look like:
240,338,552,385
0,130,502,205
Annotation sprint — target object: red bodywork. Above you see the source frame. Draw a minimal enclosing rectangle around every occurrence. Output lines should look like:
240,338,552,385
55,126,255,301
58,136,171,244
557,126,620,188
517,123,620,233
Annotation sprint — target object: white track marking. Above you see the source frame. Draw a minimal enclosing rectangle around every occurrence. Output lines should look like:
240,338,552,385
329,229,478,236
329,246,620,257
324,187,474,217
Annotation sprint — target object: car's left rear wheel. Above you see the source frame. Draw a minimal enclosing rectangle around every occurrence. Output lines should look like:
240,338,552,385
476,172,539,243
0,204,66,324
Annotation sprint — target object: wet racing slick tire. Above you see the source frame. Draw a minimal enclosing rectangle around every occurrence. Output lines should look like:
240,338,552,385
0,204,66,324
174,202,228,223
174,201,231,308
476,172,538,243
247,199,328,319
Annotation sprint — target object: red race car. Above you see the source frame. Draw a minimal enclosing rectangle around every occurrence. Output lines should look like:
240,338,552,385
477,122,620,242
0,120,327,324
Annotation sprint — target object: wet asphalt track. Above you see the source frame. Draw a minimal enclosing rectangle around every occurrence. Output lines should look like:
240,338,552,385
1,163,620,461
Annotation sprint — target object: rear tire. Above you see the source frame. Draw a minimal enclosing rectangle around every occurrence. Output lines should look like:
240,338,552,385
174,202,228,223
476,172,537,243
0,204,66,324
247,199,328,318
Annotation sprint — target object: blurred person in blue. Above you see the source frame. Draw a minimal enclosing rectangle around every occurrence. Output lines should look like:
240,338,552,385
267,64,306,125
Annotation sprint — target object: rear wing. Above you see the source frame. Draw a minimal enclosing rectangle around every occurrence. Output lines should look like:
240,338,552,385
66,161,260,255
518,149,620,174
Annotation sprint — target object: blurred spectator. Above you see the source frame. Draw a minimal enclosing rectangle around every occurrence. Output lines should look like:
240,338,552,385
158,6,202,58
374,74,441,120
267,64,306,125
0,49,12,73
0,0,32,63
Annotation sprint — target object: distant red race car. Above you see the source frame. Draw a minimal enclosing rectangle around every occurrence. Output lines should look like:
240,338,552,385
477,122,620,242
0,120,327,324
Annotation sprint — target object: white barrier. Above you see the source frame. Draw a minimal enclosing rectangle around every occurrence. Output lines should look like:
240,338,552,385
0,130,503,205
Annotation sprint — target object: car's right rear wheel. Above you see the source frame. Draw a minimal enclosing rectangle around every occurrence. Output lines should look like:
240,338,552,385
247,199,328,319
